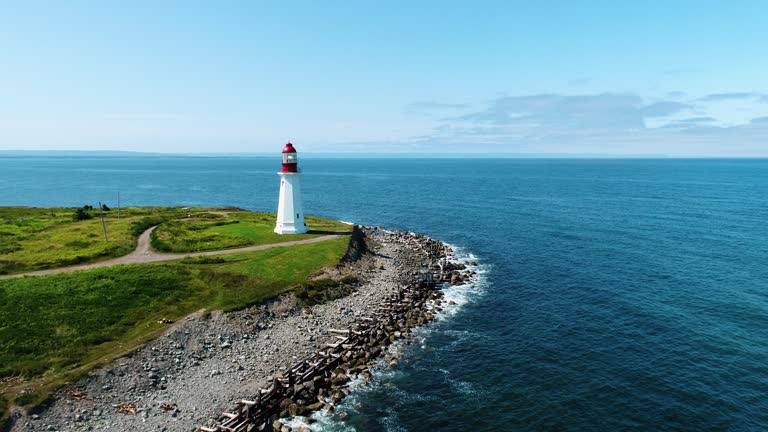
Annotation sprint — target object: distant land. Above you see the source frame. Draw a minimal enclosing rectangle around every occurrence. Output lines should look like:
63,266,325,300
0,150,672,159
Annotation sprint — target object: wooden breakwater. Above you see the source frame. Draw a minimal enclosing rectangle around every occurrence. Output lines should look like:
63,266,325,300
200,276,444,432
198,230,477,432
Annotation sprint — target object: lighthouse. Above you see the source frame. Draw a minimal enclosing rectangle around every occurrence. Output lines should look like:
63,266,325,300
274,142,308,234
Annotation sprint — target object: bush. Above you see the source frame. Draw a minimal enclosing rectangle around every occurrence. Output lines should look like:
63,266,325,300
181,256,226,265
187,219,240,231
340,274,360,285
0,260,21,275
64,240,91,249
14,391,41,407
72,207,92,221
294,278,354,306
0,396,7,431
0,243,22,254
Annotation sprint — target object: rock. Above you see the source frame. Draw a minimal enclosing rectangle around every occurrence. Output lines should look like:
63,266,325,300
306,402,324,411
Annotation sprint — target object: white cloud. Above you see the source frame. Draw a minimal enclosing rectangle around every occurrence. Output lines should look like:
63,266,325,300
394,92,768,156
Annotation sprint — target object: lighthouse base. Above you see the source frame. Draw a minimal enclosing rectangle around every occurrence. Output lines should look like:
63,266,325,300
274,223,308,235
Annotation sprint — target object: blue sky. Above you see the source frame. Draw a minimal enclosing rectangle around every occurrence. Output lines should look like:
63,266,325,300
1,1,767,156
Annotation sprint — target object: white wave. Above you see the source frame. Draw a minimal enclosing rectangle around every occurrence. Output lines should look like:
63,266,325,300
297,240,490,431
435,242,490,319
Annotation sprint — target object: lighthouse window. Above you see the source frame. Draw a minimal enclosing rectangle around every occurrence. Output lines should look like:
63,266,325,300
296,213,300,218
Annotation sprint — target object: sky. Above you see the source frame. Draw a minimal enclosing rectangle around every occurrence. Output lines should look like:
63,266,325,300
1,1,767,156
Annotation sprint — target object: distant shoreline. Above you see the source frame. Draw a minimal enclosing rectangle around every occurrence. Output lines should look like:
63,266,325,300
0,150,688,159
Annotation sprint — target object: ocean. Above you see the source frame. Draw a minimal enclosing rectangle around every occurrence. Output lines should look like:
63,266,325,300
2,156,767,431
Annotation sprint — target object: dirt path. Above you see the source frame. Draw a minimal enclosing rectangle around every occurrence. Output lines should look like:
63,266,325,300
0,227,343,280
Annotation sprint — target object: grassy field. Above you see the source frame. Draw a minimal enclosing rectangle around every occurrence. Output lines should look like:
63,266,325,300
0,235,350,408
0,207,350,275
0,206,352,418
151,210,351,252
0,206,228,275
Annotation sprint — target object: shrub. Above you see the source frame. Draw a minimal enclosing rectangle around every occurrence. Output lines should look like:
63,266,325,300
64,240,91,249
340,274,359,285
0,260,21,275
14,391,41,407
294,278,353,306
72,207,92,221
180,256,226,265
0,396,7,430
0,243,22,254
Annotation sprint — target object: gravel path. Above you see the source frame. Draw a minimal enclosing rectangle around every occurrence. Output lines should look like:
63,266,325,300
0,227,343,280
10,230,430,432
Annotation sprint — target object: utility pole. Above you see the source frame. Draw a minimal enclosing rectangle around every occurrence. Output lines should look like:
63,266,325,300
99,201,108,241
117,192,121,220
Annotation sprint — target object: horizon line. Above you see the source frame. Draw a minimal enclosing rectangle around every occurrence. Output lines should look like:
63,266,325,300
2,149,768,159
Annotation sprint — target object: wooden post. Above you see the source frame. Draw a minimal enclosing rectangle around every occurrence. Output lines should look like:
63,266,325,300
117,192,121,219
98,201,108,241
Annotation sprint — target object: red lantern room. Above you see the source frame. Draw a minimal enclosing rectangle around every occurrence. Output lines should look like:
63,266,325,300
281,142,299,173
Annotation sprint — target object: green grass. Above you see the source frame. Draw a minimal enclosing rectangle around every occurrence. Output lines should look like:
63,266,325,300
186,235,351,310
0,206,226,275
151,211,351,253
0,206,351,422
0,206,346,275
0,235,350,379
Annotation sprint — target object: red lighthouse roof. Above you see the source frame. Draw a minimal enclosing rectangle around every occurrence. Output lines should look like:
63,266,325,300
281,142,299,173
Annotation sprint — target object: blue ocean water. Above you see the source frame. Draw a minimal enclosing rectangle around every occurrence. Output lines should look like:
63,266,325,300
2,156,767,431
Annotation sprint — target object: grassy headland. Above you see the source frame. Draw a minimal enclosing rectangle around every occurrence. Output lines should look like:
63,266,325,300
0,237,349,379
0,206,232,275
0,207,352,414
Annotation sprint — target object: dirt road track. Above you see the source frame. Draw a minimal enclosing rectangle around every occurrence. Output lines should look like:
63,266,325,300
0,227,343,280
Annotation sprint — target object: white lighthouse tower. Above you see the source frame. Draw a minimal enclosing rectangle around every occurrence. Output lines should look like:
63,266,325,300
274,142,308,234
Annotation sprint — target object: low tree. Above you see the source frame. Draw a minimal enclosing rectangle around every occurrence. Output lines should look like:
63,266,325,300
101,204,111,211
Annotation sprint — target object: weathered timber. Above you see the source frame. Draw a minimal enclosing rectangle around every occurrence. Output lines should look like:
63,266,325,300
198,231,460,431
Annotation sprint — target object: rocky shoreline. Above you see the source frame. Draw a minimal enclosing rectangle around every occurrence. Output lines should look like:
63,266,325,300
9,227,477,432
